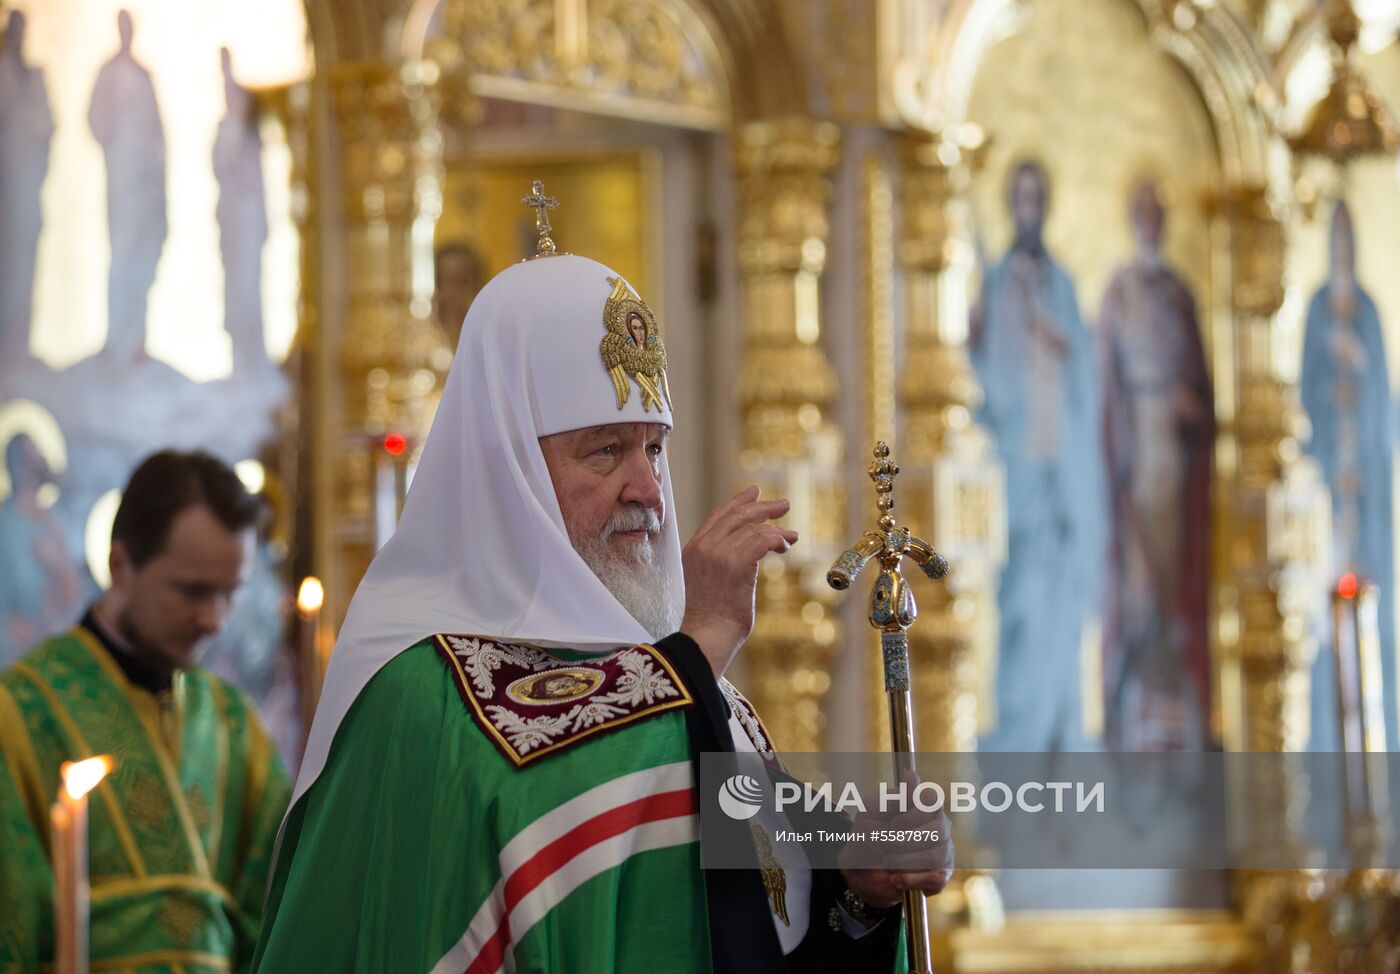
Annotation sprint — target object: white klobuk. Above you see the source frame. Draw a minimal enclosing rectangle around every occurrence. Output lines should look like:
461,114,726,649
290,255,682,808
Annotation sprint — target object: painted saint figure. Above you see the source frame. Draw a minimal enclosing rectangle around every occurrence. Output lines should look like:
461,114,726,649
1300,201,1397,752
971,160,1105,752
627,311,649,348
0,11,54,365
1099,180,1214,751
213,47,270,376
88,9,167,361
434,242,485,351
0,434,81,666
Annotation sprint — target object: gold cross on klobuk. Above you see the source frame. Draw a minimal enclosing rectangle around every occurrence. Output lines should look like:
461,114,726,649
522,180,560,257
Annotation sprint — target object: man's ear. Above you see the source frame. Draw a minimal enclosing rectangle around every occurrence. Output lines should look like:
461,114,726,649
108,539,133,590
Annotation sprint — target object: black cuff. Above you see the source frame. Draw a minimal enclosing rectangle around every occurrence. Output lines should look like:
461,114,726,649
781,869,903,971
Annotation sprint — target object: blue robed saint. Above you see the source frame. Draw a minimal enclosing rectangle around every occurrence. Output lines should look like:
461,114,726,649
970,163,1106,752
1299,204,1397,752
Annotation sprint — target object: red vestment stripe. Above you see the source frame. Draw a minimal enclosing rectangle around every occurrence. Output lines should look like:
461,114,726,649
462,786,698,974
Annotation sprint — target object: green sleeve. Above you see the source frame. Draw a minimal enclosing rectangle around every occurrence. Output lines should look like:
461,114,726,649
251,645,489,973
0,725,49,974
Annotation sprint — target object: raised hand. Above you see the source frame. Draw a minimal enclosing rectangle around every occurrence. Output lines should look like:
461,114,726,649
680,485,798,675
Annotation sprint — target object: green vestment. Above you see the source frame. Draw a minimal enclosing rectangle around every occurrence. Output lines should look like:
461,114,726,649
0,628,292,973
253,638,711,974
252,635,908,974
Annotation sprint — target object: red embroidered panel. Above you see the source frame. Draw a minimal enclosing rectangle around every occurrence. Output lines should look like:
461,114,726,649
432,634,694,767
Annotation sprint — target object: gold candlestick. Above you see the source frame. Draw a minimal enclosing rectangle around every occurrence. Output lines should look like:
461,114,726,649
828,441,948,974
52,756,114,974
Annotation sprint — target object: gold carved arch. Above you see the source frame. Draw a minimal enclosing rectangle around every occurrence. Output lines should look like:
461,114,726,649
398,0,806,125
898,0,1275,186
1149,0,1277,185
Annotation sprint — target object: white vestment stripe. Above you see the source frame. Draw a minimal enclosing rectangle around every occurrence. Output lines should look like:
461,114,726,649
504,816,699,967
429,761,697,974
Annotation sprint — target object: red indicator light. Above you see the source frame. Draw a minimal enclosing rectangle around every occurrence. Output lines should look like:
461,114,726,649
384,433,407,456
1338,572,1359,600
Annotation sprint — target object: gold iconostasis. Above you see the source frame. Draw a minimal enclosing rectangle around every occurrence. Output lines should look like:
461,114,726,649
4,0,1400,968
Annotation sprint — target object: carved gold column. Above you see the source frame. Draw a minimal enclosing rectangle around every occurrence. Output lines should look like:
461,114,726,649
250,83,317,564
1222,186,1320,752
735,117,843,751
1222,185,1330,968
254,81,325,712
327,61,455,624
894,130,1005,933
892,132,1005,755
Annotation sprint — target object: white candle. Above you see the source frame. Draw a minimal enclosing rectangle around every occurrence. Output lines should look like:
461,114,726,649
296,577,327,733
52,756,113,974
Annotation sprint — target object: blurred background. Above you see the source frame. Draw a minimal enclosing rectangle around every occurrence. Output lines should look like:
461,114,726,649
1,0,1398,966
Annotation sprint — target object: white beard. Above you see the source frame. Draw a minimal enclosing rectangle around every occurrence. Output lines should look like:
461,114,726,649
569,506,683,642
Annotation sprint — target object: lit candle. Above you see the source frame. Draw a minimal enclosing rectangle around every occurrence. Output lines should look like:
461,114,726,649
52,756,113,974
1331,573,1386,750
296,577,326,733
1331,573,1388,831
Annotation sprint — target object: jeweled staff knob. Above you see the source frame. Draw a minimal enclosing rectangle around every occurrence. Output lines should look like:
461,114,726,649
827,442,949,613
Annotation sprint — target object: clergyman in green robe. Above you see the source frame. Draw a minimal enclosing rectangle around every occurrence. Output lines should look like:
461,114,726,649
0,450,292,973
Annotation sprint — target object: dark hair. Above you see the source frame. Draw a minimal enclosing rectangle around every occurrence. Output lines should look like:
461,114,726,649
110,450,262,568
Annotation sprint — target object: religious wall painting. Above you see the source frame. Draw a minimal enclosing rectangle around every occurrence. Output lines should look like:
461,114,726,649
962,0,1223,765
5,0,304,376
214,46,286,401
0,9,53,366
969,159,1106,754
1279,27,1400,753
0,404,80,665
89,9,166,363
0,3,304,760
1098,178,1215,752
434,240,487,350
1300,200,1398,753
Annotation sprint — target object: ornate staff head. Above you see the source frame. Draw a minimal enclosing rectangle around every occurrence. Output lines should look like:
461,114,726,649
827,442,948,615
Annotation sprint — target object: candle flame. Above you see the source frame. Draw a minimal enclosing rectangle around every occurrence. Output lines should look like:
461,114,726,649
297,576,324,617
61,756,114,801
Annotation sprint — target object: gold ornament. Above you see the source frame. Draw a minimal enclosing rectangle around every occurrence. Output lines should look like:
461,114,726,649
505,667,605,705
522,179,561,258
1287,0,1398,166
600,276,671,412
749,820,790,925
